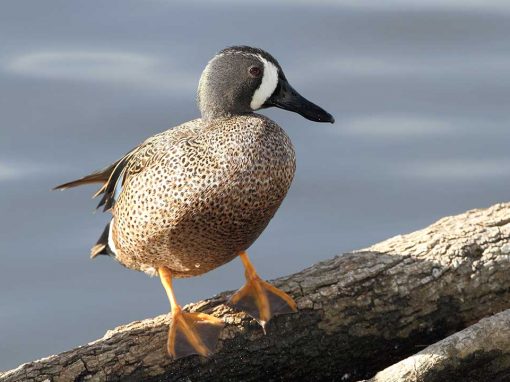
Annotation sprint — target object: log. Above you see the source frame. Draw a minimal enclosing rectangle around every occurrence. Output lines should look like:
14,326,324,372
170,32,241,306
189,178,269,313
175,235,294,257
1,202,509,382
366,308,510,382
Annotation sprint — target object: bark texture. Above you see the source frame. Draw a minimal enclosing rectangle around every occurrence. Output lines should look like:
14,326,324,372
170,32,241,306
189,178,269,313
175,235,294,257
1,202,509,382
367,308,510,382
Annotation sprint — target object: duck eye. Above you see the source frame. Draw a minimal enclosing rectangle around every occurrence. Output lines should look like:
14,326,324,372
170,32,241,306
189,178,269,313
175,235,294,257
249,66,262,77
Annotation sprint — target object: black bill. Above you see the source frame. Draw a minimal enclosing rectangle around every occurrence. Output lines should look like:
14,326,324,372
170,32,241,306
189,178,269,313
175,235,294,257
263,77,335,123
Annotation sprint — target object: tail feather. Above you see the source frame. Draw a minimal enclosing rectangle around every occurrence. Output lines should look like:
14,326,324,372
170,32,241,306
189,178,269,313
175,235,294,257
53,162,118,191
53,151,133,211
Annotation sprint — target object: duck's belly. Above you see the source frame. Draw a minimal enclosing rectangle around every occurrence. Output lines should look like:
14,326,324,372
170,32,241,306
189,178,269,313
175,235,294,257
111,121,295,277
112,165,294,277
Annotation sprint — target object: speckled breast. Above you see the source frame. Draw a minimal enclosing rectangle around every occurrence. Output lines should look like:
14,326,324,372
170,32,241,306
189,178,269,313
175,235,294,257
111,114,296,277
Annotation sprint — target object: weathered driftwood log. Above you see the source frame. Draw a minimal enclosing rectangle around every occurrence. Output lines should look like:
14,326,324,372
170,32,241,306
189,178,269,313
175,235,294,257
1,203,509,382
366,308,510,382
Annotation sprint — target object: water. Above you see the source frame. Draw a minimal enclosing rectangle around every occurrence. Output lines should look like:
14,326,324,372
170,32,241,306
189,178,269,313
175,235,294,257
1,0,509,370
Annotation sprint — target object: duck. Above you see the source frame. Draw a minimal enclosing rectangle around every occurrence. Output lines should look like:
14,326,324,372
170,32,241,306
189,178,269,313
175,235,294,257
54,45,334,359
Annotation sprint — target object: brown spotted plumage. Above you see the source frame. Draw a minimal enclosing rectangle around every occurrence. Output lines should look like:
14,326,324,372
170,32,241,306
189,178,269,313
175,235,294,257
112,114,295,277
55,46,334,359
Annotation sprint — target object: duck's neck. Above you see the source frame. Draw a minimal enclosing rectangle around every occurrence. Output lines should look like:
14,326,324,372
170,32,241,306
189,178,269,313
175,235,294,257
199,107,232,122
197,77,252,121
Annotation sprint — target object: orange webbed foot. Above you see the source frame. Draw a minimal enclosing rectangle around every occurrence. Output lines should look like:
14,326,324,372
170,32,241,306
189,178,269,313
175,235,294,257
168,307,224,359
159,266,224,359
228,252,297,330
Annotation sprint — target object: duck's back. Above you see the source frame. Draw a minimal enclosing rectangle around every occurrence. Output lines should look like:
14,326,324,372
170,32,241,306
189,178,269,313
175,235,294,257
111,114,295,277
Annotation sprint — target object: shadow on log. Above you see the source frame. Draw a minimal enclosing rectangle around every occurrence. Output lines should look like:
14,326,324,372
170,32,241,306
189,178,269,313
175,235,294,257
1,202,509,382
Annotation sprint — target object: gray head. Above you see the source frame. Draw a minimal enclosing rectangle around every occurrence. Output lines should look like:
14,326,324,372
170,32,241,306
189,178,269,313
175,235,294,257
197,46,334,123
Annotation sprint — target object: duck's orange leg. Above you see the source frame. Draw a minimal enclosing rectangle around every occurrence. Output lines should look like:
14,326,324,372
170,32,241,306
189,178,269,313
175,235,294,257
159,267,224,359
228,252,297,330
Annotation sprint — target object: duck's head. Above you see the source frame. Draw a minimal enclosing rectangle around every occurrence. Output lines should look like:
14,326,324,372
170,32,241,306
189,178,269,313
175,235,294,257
197,46,334,123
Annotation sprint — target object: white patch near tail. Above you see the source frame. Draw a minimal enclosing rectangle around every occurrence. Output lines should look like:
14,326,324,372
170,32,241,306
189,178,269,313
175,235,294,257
108,219,118,256
250,56,279,110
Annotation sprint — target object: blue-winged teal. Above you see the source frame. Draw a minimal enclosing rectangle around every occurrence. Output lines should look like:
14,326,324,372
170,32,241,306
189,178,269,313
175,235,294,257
55,46,334,359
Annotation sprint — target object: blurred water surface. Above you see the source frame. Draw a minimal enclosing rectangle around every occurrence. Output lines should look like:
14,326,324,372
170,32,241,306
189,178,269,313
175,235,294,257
1,0,509,369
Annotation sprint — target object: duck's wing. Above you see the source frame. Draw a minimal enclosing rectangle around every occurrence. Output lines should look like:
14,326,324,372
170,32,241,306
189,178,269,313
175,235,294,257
54,124,196,212
53,148,137,212
54,130,168,211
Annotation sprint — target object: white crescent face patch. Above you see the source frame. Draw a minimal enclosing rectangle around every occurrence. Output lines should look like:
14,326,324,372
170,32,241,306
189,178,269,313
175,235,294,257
250,55,279,110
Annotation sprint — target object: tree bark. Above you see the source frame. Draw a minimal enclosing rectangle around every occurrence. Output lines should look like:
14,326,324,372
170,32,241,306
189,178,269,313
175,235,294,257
1,202,509,382
366,308,510,382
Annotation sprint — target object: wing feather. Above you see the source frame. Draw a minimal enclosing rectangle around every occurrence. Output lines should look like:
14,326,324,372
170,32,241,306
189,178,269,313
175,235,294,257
54,149,136,211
